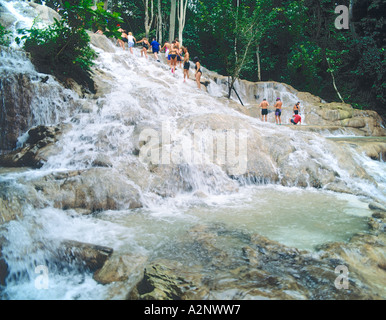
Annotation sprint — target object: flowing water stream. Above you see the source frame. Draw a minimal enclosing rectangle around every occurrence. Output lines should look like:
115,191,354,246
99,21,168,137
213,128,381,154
0,1,385,300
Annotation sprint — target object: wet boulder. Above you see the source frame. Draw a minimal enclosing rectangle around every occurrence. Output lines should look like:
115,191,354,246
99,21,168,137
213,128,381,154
53,240,113,273
25,168,143,212
127,259,208,300
93,253,148,285
0,125,69,168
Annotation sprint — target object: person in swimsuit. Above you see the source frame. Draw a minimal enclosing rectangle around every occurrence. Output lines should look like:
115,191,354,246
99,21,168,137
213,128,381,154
177,47,183,69
193,56,202,89
169,41,178,73
161,42,171,67
293,102,300,115
127,32,136,54
290,114,302,125
151,37,161,62
137,38,150,58
117,29,128,50
274,98,283,125
183,47,190,82
174,39,181,69
259,99,269,122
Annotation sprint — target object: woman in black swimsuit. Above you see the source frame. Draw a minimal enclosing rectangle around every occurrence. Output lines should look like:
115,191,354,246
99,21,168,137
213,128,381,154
137,38,150,59
169,41,178,73
193,57,202,89
117,29,128,50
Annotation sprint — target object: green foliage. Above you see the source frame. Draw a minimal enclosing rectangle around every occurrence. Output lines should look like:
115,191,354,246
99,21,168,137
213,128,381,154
16,1,123,92
60,1,123,38
19,17,96,90
0,24,12,47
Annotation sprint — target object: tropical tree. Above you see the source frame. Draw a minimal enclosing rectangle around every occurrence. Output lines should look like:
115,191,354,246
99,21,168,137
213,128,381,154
177,0,189,46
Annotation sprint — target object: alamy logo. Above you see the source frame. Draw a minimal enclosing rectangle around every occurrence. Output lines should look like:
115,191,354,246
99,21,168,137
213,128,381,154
34,265,49,290
335,5,349,30
334,265,349,290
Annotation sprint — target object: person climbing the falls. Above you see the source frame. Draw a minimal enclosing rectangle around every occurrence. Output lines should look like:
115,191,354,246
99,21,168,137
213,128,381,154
274,98,282,125
161,41,171,67
137,38,150,59
293,102,300,115
259,98,269,122
127,32,136,54
151,37,161,62
290,113,302,125
169,41,179,73
193,57,202,90
183,47,190,82
117,28,128,50
177,47,183,69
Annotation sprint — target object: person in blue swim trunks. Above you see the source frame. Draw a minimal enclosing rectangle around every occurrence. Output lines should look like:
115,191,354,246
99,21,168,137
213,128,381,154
151,38,161,62
274,98,282,125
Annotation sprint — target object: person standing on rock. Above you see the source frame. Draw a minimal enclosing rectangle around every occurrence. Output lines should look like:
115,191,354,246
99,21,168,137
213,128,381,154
274,98,282,125
193,57,202,89
293,102,300,115
259,99,269,122
183,47,190,82
161,41,171,67
169,41,179,74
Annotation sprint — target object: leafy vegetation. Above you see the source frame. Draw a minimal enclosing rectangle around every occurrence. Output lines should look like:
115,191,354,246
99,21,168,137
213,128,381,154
0,24,11,46
19,17,96,91
16,0,123,92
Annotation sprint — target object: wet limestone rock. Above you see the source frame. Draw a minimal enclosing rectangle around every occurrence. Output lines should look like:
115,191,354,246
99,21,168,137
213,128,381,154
303,103,385,136
0,3,16,28
331,137,386,161
0,125,68,168
56,240,114,272
27,2,61,24
0,178,43,226
93,254,148,285
127,260,208,300
26,168,143,212
126,222,382,300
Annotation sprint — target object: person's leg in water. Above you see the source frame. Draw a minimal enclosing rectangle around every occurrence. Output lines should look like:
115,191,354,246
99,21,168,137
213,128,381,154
118,39,125,50
143,47,148,59
128,42,134,54
196,70,202,89
184,63,189,82
171,56,177,73
154,51,159,61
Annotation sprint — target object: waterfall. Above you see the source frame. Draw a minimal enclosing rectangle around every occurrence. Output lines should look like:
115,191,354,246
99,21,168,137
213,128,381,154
0,0,385,300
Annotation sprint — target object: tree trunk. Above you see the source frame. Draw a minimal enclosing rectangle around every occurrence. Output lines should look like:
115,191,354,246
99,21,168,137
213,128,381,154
104,0,108,11
256,45,261,81
234,0,240,63
157,0,162,43
349,0,356,38
177,0,188,46
326,57,345,103
169,0,176,42
143,0,154,39
227,30,256,99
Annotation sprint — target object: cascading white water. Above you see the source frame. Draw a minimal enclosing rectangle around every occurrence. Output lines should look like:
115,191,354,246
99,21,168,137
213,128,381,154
1,0,385,300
